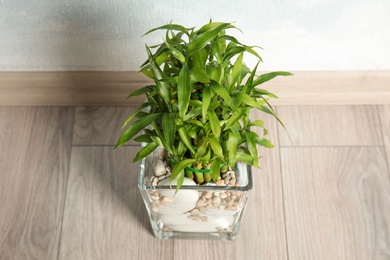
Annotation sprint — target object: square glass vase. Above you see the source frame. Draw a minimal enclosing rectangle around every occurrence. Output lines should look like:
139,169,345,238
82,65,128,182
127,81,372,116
138,146,253,240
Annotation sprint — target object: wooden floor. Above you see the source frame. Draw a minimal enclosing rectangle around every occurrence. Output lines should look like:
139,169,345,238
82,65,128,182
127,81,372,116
1,105,389,260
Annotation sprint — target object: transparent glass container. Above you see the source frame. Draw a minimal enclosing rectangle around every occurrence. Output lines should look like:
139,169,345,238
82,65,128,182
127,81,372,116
138,146,253,240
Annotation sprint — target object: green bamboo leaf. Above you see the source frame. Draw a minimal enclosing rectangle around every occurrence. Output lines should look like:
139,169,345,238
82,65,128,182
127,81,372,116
252,71,293,87
232,93,261,109
243,61,260,94
211,158,221,182
257,138,274,148
246,132,259,168
188,23,231,55
121,102,151,129
217,36,227,57
211,41,222,63
149,43,170,61
208,65,222,82
134,134,153,143
240,64,251,80
190,67,210,83
165,40,186,64
155,52,169,66
207,110,221,139
209,135,224,160
223,46,245,61
202,87,211,123
177,140,187,157
186,125,198,139
160,76,179,84
115,113,162,149
189,100,202,107
174,170,185,194
150,120,172,154
199,147,211,163
258,105,287,130
236,152,254,165
245,46,262,60
178,65,191,119
192,48,208,68
163,66,181,75
127,86,152,98
183,106,202,121
186,119,204,127
208,99,219,112
228,129,239,167
146,46,171,105
139,67,153,78
195,139,208,160
231,53,243,86
225,108,245,130
248,120,265,128
219,35,239,44
252,88,278,98
178,127,196,154
133,142,159,162
171,159,196,182
143,24,190,36
162,113,176,149
197,22,236,34
259,96,277,115
209,80,237,111
150,136,163,147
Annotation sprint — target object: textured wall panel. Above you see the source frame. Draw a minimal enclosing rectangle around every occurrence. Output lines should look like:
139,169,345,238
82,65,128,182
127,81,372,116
1,0,390,71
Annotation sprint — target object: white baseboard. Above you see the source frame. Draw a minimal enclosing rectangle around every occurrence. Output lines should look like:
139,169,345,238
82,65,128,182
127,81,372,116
0,71,389,106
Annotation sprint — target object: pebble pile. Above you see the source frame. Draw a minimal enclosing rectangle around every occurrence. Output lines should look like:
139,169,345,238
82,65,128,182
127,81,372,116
147,157,244,233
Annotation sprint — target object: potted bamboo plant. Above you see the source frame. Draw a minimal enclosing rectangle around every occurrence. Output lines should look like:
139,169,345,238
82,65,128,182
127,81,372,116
115,21,292,240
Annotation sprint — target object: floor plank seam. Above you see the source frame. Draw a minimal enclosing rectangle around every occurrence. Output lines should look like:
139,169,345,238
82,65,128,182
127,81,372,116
377,105,390,177
279,145,385,148
56,110,75,260
72,144,140,147
275,110,291,260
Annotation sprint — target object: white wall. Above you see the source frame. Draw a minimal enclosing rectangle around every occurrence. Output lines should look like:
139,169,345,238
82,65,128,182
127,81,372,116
1,0,389,71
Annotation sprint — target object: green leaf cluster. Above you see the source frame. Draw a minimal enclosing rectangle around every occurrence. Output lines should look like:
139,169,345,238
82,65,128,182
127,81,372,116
115,21,292,190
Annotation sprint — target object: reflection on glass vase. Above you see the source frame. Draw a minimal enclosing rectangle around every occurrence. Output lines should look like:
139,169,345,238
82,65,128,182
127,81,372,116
138,146,253,240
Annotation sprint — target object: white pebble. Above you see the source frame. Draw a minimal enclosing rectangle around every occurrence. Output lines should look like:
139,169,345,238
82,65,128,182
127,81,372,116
152,158,167,176
196,200,207,207
204,192,212,199
158,175,167,181
158,201,197,215
226,170,235,175
216,179,225,186
157,177,199,215
158,177,198,202
151,195,159,201
220,193,227,199
212,196,221,204
167,215,234,232
160,196,173,206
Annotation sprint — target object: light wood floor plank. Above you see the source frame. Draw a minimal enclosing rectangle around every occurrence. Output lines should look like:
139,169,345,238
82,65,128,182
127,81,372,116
277,105,383,146
379,105,390,176
73,106,137,145
58,146,174,260
281,147,390,259
0,107,74,260
173,112,288,260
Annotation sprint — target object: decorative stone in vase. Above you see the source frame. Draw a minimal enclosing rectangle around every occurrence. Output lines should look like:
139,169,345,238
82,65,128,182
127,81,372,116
138,147,252,240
